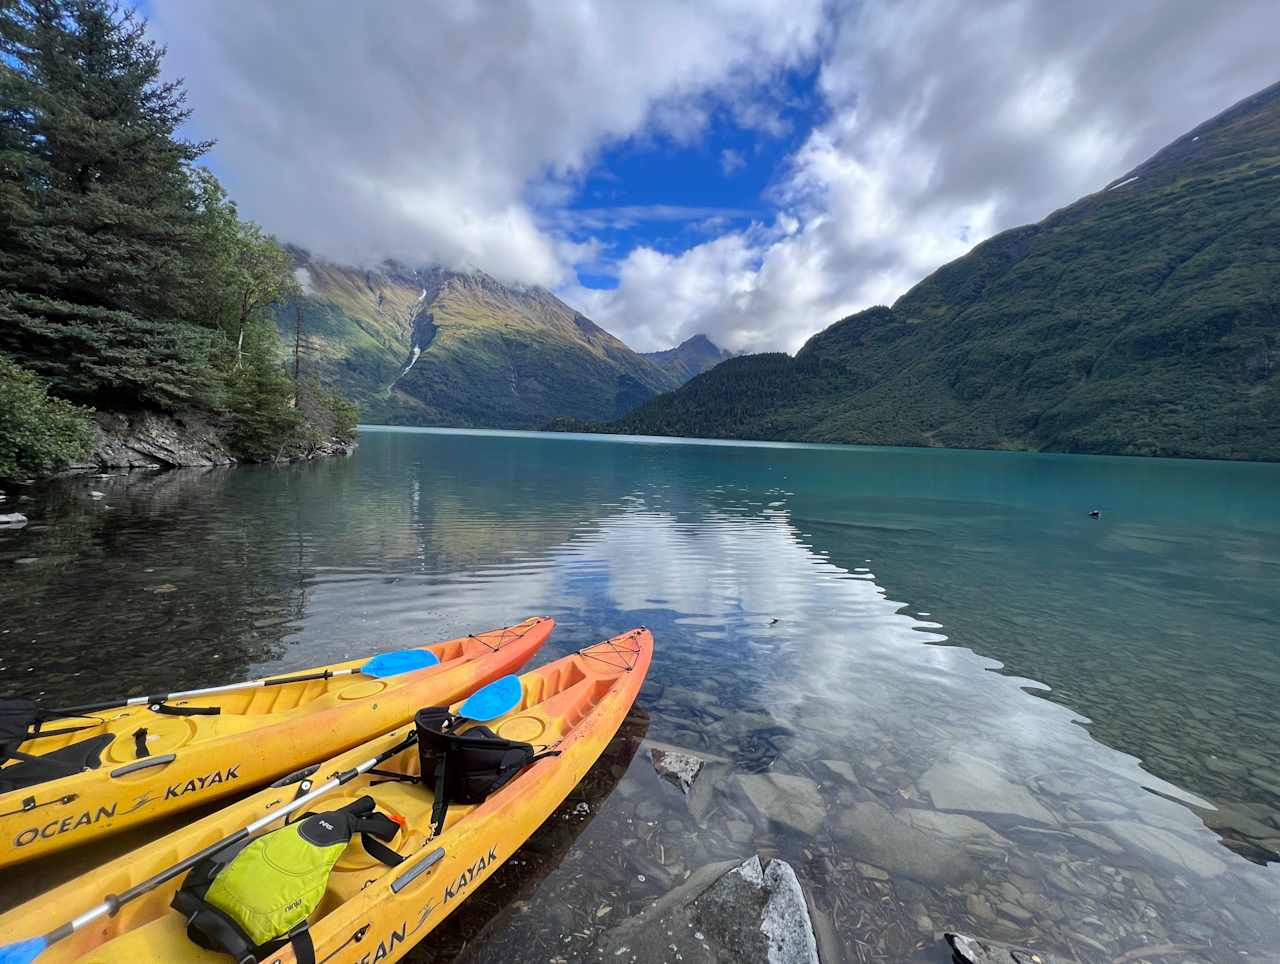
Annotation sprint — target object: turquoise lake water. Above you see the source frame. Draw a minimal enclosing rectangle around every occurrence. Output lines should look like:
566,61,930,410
2,427,1278,962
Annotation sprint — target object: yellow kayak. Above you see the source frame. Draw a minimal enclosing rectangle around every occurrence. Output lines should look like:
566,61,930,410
0,618,553,867
0,628,652,963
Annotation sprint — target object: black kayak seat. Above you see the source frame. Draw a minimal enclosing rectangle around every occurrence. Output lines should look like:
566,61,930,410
0,733,116,793
0,695,119,792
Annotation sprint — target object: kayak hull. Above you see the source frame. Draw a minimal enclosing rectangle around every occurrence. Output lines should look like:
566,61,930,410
0,628,652,964
0,618,553,867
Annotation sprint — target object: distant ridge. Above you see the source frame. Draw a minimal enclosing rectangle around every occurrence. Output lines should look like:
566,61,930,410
642,334,735,384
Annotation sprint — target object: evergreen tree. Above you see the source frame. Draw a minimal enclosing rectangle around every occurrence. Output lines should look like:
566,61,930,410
0,0,217,408
0,0,359,469
223,321,303,463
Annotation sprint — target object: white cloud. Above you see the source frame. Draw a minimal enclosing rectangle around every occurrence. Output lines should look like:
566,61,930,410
720,147,746,176
550,205,754,234
151,0,824,286
574,0,1280,353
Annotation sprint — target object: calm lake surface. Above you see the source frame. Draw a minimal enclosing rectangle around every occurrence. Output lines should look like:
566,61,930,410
3,426,1279,962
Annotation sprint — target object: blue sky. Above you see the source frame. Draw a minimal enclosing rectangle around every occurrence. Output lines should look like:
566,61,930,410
149,0,1280,353
557,64,825,289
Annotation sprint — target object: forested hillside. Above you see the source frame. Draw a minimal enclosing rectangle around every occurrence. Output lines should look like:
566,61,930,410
281,259,686,430
567,82,1280,461
0,0,355,478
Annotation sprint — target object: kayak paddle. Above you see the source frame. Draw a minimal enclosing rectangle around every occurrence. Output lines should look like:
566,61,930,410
33,647,443,719
0,672,522,964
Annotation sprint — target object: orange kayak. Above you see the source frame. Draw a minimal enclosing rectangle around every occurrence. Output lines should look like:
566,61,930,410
0,618,553,867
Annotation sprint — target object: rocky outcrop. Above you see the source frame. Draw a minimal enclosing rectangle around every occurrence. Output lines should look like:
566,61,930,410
302,437,358,461
82,411,357,469
88,411,234,469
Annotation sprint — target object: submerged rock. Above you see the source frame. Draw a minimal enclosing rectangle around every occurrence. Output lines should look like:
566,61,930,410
835,799,981,885
1199,801,1280,858
946,932,1060,963
642,739,732,824
650,747,705,795
919,755,1058,825
1108,821,1228,878
821,758,856,783
739,772,826,835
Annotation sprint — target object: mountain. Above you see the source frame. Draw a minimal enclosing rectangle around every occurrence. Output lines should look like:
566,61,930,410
280,256,683,429
561,82,1280,461
641,334,735,383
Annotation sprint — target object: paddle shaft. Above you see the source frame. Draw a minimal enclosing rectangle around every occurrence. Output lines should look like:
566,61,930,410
49,668,361,717
39,730,420,948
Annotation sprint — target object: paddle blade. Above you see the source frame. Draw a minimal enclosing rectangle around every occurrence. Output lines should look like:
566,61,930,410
0,936,46,964
458,675,522,721
361,649,440,678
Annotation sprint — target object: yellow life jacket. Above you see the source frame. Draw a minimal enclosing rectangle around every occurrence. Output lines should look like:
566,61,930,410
172,796,402,964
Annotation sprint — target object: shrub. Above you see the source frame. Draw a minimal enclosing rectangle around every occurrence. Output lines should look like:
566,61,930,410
0,354,95,480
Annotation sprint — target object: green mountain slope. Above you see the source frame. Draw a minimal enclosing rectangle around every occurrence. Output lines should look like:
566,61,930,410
641,334,734,383
279,256,683,429
570,82,1280,460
